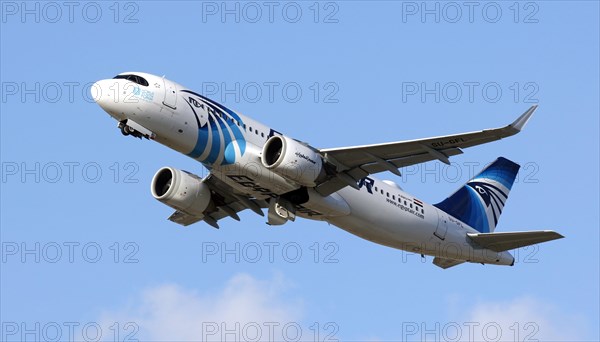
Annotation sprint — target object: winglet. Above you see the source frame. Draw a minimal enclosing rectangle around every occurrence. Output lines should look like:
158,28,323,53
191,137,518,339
508,105,538,133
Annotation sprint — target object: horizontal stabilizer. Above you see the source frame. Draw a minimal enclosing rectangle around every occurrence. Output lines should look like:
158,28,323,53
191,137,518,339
433,257,465,269
468,230,564,252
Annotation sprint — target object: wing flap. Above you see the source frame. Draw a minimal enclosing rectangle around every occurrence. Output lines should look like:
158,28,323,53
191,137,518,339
467,230,564,252
316,148,463,196
433,257,465,269
168,210,204,226
350,147,463,177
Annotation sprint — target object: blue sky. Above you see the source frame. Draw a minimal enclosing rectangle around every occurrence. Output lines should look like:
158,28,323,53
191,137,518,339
1,1,598,341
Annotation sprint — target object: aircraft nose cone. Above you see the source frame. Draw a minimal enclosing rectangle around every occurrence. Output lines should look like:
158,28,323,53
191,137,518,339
91,81,101,103
91,79,125,120
91,80,111,107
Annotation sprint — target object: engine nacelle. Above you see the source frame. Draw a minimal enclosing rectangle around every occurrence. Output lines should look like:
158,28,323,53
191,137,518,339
151,167,212,216
261,135,325,187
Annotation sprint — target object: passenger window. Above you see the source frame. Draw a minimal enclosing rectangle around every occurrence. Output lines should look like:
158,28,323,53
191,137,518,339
392,195,395,200
261,132,264,138
386,192,389,197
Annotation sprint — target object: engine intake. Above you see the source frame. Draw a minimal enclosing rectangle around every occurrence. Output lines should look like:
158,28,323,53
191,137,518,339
261,135,324,187
151,167,212,216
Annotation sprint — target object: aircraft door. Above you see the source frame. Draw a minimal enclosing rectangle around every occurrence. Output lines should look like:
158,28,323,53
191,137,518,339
162,78,177,109
435,211,448,240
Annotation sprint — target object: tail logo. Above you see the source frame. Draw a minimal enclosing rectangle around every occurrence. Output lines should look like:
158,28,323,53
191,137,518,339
467,181,508,227
435,157,520,234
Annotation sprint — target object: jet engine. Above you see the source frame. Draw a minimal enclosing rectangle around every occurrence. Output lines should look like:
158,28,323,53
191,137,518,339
261,135,325,187
151,167,212,216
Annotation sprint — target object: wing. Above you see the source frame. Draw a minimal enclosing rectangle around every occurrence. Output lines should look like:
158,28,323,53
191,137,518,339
467,230,564,252
316,106,538,196
167,173,268,228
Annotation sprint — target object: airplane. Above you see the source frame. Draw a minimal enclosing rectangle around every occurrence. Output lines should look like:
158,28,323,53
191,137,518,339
91,72,563,269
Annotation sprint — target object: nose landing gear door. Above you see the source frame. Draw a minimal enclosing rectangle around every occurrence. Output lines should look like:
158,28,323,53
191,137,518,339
162,77,177,109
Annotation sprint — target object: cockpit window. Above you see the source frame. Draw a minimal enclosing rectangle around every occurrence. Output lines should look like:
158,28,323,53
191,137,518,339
113,74,149,87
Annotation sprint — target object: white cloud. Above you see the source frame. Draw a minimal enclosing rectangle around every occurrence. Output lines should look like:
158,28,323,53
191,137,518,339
460,296,587,342
399,296,590,342
99,273,304,341
100,275,591,342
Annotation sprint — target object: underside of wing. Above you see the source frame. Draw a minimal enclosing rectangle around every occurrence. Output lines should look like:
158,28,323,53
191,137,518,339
167,174,268,228
315,106,537,196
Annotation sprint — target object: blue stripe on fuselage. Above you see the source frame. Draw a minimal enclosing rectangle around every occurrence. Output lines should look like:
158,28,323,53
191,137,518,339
204,115,221,164
182,90,247,164
185,101,209,159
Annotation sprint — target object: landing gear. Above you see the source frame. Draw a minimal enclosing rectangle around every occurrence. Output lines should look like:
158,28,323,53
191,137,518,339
267,197,296,226
118,120,144,139
120,123,133,136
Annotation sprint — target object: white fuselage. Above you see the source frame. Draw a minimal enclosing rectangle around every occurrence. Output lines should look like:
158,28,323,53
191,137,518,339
93,72,514,266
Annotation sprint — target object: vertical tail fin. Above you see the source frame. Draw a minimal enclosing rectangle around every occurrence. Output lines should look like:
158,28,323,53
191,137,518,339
435,157,520,233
